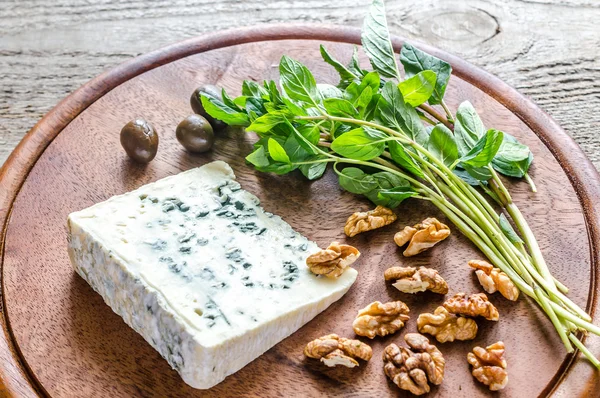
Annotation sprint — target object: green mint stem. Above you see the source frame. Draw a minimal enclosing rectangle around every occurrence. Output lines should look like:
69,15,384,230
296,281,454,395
418,103,453,129
525,172,537,193
505,201,577,304
440,100,455,123
419,164,450,200
419,113,437,126
551,302,600,336
569,333,600,369
534,285,574,352
480,183,503,206
553,276,569,294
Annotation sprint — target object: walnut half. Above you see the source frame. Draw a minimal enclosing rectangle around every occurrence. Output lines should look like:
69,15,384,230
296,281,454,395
417,306,478,343
443,293,499,321
304,334,372,368
384,266,449,294
394,217,451,256
383,333,445,395
352,301,410,339
467,341,508,391
469,260,519,301
344,205,397,237
306,242,360,278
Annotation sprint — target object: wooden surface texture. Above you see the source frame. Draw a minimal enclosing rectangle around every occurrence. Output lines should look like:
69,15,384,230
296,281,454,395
0,0,599,171
0,25,600,397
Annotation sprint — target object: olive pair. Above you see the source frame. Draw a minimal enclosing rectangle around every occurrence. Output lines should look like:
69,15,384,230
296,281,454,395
120,84,225,163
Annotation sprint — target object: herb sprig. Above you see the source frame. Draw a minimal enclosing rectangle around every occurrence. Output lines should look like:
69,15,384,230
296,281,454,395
200,0,599,367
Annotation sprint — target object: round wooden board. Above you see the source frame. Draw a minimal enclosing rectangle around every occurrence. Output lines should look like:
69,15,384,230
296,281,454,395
1,25,600,398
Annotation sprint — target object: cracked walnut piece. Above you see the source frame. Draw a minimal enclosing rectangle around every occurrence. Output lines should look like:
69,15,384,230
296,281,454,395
385,266,449,294
467,341,508,391
353,301,410,339
304,334,372,368
394,217,451,256
417,306,478,343
469,260,519,301
344,205,397,237
443,293,500,321
306,242,360,278
383,333,445,395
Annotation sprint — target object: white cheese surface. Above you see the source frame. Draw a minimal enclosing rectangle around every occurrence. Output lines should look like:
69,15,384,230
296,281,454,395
67,161,357,389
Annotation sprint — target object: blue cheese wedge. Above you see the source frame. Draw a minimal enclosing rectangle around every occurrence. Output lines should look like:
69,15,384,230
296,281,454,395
67,161,357,389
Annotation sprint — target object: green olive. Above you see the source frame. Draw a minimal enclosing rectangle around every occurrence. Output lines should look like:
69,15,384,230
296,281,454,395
176,115,215,153
120,118,158,163
190,84,227,131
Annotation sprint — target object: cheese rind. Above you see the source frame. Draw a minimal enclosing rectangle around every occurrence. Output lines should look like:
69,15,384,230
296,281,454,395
67,161,357,389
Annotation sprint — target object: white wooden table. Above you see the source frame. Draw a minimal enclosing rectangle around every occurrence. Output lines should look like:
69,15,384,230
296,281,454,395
1,0,599,168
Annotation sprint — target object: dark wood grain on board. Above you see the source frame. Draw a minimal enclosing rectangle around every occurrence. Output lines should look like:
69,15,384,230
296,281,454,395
0,25,599,397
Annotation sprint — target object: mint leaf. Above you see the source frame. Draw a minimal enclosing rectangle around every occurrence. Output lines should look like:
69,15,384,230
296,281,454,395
361,0,401,80
365,171,410,208
377,186,418,202
246,145,270,168
287,121,319,155
346,71,380,102
400,42,451,105
247,112,288,133
279,55,320,104
463,164,493,181
454,101,486,156
264,80,284,106
388,140,424,177
492,133,533,178
300,161,327,180
320,45,359,88
318,84,344,99
460,129,504,168
355,86,374,111
376,82,429,145
453,167,481,186
245,97,267,120
398,70,436,107
499,213,524,244
281,97,308,117
267,138,291,164
428,124,458,168
331,127,387,160
201,94,249,126
242,80,268,98
338,167,378,194
297,124,320,146
283,134,310,163
348,46,368,77
323,98,359,118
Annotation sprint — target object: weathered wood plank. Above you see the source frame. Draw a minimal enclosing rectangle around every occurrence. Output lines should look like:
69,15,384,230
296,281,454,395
0,0,599,168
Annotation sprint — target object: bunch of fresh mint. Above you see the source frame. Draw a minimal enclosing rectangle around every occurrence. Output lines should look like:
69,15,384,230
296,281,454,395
200,0,600,367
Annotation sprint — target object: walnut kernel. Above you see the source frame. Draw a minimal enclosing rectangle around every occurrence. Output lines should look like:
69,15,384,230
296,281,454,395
385,266,449,294
321,349,359,368
394,217,451,256
417,306,478,343
383,333,445,395
443,293,499,321
306,242,360,278
393,226,417,246
353,301,410,339
467,341,508,391
469,260,519,301
344,205,397,237
304,334,372,368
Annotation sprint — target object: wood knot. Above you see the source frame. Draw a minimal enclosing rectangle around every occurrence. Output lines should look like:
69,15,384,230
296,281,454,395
400,7,500,47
